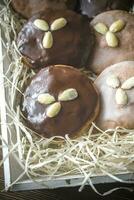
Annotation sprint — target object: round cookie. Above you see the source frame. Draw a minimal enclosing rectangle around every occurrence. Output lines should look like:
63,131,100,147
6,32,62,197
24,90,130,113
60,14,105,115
17,9,94,70
95,61,134,131
80,0,133,19
89,10,134,75
11,0,77,19
22,65,100,138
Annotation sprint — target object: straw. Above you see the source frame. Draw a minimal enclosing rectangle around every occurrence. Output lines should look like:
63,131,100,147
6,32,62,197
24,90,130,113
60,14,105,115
0,1,134,195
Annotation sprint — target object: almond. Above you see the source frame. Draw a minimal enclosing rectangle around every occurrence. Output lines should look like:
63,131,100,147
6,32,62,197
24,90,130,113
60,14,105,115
37,93,55,105
34,19,49,31
42,31,53,49
46,102,61,118
121,77,134,90
51,18,67,31
109,20,125,33
106,31,118,47
106,75,120,88
58,88,78,101
115,88,128,105
94,23,108,35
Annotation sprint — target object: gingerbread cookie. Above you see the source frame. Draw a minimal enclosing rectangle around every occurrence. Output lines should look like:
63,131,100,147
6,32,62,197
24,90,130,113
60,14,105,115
80,0,133,18
11,0,77,19
90,10,134,74
95,61,134,130
22,65,99,138
17,9,94,70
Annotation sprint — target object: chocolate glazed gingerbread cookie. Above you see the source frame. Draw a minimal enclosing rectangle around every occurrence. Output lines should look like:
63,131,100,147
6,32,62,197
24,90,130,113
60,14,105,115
22,65,99,138
18,9,94,70
11,0,78,19
80,0,133,18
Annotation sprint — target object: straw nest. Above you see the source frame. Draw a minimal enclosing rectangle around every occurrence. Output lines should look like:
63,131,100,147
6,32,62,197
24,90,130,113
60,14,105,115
0,0,134,194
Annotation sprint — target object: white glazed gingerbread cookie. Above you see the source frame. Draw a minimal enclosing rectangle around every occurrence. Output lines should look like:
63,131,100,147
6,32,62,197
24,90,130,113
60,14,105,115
95,61,134,130
90,10,134,74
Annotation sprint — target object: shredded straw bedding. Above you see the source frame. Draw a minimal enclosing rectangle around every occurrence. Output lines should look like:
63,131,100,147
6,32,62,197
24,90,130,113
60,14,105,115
0,0,134,195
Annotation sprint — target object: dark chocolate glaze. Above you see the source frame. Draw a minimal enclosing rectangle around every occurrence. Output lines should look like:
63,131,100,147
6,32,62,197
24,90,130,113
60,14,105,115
17,9,94,70
80,0,134,18
23,65,99,138
11,0,78,19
